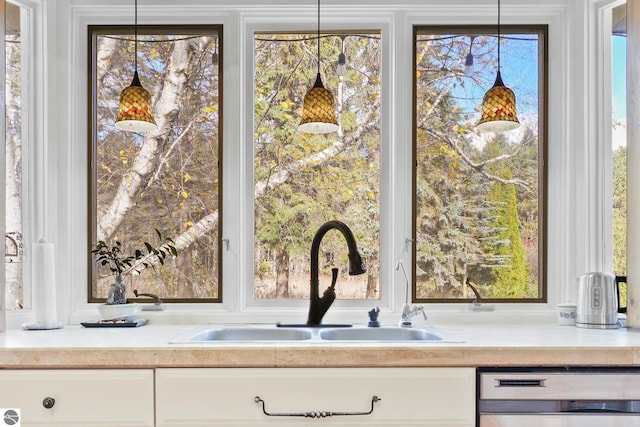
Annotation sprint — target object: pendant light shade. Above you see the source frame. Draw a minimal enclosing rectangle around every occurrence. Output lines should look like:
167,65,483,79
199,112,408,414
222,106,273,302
115,0,157,133
477,72,519,132
299,73,339,133
115,71,157,132
477,0,519,133
298,0,339,134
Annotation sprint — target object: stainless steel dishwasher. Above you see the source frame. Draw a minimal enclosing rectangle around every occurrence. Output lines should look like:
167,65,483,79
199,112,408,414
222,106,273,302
478,368,640,426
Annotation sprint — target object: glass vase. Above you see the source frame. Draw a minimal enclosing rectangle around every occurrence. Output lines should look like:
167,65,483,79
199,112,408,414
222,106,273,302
106,274,127,305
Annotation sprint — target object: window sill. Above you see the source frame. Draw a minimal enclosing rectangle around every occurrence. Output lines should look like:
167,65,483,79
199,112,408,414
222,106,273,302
64,304,557,326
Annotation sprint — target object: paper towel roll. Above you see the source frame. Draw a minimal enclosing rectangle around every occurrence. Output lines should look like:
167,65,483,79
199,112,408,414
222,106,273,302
30,237,60,328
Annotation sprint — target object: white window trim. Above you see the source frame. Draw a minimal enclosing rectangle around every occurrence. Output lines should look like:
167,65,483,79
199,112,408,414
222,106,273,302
4,0,43,329
241,14,394,319
593,0,626,274
0,0,5,331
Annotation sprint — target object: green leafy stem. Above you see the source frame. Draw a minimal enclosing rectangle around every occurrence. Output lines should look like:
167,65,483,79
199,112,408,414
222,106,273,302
91,229,178,277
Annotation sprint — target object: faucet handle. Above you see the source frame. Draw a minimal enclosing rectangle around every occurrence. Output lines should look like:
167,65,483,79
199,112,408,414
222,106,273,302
368,306,381,327
322,268,339,300
399,303,427,328
329,268,339,290
133,289,162,305
133,289,164,311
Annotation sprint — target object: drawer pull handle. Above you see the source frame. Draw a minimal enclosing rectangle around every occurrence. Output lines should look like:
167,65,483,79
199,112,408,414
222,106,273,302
42,397,55,409
254,395,381,418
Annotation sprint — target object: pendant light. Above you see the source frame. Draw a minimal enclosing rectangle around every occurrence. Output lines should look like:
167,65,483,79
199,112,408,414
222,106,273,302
477,0,520,133
298,0,339,134
115,0,157,133
464,36,475,77
336,35,347,77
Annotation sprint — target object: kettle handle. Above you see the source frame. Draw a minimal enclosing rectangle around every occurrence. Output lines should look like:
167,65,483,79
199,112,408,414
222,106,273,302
615,276,627,314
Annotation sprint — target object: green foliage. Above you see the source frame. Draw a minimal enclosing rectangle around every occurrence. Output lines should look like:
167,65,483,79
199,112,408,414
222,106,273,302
483,174,531,297
91,229,178,276
613,146,627,275
470,139,531,297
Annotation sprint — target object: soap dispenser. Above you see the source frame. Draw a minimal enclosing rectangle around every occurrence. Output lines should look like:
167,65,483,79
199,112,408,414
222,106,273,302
368,306,381,327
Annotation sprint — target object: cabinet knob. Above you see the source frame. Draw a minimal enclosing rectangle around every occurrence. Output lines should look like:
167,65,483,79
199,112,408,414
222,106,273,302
42,397,55,409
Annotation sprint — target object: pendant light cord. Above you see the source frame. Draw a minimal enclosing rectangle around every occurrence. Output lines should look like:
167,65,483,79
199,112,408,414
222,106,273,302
317,0,321,75
497,0,501,72
134,0,138,73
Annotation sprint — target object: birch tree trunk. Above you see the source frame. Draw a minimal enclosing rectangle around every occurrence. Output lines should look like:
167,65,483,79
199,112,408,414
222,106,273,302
97,38,194,242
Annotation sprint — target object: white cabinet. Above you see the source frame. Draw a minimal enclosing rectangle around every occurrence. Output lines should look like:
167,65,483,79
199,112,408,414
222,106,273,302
0,369,154,426
156,367,475,426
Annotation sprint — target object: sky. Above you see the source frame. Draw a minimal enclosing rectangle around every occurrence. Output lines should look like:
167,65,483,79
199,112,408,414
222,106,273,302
612,35,626,150
418,31,626,147
612,35,626,120
420,33,541,125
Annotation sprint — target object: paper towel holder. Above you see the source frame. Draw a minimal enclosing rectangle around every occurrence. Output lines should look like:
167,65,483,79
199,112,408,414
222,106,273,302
22,237,64,330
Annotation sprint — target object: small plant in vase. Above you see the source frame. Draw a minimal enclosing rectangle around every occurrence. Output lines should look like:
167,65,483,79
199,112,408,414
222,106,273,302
91,229,177,312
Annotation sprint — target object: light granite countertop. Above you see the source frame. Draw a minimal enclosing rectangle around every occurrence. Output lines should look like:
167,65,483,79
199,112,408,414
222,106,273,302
2,322,640,369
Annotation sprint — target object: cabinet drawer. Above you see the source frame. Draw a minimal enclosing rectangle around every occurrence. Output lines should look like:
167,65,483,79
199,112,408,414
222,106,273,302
156,367,475,426
0,369,154,426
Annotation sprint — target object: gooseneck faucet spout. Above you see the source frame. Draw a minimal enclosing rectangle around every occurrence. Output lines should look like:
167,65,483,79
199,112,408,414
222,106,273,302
307,220,366,326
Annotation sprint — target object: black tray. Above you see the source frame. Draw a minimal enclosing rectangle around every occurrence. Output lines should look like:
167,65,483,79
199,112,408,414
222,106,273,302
81,319,148,328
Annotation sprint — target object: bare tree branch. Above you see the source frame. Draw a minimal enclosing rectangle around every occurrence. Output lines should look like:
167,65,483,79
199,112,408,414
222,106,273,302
143,120,195,194
125,210,218,274
255,99,380,199
426,128,534,193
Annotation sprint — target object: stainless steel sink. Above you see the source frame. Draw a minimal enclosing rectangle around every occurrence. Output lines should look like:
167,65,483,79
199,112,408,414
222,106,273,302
318,326,443,341
171,324,451,343
173,325,314,342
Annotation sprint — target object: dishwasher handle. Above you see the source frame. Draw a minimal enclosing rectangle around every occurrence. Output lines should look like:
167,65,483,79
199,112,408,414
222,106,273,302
560,400,637,413
496,378,547,388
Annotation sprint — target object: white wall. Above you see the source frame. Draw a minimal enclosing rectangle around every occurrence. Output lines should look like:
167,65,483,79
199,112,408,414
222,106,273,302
10,0,614,327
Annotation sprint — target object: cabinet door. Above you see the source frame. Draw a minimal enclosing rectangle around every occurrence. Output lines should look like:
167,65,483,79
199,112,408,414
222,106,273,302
0,369,154,426
156,367,475,426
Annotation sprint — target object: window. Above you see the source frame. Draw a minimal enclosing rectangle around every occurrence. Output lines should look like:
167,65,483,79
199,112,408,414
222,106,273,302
5,1,29,311
413,26,547,302
89,25,222,302
609,2,626,309
253,31,381,301
611,4,626,277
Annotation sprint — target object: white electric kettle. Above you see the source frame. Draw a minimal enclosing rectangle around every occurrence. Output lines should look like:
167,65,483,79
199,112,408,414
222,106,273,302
575,272,626,329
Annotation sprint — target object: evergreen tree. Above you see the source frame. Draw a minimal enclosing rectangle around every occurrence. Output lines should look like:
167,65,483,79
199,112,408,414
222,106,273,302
484,171,531,297
480,141,530,297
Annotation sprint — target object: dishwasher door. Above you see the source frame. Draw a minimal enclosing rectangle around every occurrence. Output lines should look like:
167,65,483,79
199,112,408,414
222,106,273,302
481,414,640,426
478,368,640,427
